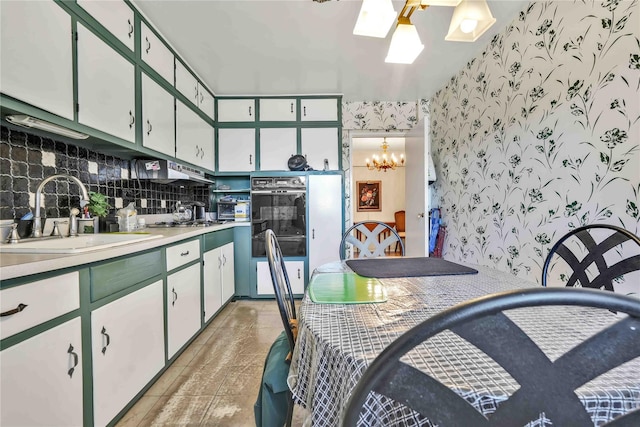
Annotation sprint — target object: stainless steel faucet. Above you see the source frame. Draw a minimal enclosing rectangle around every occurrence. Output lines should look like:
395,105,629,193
32,174,90,238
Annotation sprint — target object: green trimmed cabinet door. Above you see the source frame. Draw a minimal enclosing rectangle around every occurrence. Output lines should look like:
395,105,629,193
0,318,83,426
91,281,164,426
0,0,74,120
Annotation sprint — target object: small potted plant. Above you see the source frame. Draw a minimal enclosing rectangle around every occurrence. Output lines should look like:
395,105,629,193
85,191,112,233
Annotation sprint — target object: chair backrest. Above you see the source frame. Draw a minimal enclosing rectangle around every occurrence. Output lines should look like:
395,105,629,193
394,210,405,233
339,221,405,260
342,287,640,427
265,229,297,356
541,224,640,293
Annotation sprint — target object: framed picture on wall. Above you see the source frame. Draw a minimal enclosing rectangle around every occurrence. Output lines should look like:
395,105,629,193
356,181,382,212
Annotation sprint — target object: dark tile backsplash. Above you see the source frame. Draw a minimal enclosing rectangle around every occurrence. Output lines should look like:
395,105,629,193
0,126,212,221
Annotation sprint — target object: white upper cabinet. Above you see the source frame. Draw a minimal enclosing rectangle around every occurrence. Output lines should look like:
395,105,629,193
217,99,256,122
77,23,135,143
0,0,73,120
259,128,297,171
142,73,175,157
300,127,339,171
175,60,199,106
176,101,215,171
141,22,174,84
259,98,297,121
301,98,339,122
175,60,215,120
77,0,135,51
218,128,256,172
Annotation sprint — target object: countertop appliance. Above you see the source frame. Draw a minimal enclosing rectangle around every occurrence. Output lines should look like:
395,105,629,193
131,159,214,185
251,176,306,257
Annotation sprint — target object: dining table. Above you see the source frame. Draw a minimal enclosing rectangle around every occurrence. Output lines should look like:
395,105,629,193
287,258,640,426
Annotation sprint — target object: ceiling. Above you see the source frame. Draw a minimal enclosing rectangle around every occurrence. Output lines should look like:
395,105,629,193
132,0,528,102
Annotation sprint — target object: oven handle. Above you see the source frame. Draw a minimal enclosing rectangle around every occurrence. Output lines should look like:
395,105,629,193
251,189,306,194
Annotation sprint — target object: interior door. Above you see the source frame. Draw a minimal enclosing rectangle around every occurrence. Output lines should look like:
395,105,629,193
404,119,429,257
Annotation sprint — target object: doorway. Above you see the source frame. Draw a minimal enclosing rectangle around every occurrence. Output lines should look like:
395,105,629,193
351,136,406,255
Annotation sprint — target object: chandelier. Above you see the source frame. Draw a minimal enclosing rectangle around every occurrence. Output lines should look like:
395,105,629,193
366,138,405,172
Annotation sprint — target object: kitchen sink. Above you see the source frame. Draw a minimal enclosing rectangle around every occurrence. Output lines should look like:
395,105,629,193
0,233,163,254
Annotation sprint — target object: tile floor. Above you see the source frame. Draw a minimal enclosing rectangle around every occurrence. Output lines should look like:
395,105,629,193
116,299,307,427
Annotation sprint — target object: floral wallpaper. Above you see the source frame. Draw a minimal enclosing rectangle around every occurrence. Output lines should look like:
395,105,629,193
430,0,640,287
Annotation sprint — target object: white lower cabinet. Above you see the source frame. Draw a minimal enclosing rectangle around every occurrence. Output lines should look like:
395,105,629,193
91,281,164,427
167,264,202,358
257,260,304,295
203,242,235,322
0,317,83,427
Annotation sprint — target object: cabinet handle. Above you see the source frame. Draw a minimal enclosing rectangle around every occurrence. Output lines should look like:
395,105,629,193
127,19,133,39
146,120,153,136
249,106,252,117
67,344,78,379
129,111,135,129
222,254,227,265
303,106,307,116
298,269,301,279
200,93,204,104
249,154,252,165
101,327,110,355
145,36,151,53
180,251,190,256
195,85,199,102
291,102,294,113
1,303,27,317
172,287,178,306
218,256,222,269
312,229,315,239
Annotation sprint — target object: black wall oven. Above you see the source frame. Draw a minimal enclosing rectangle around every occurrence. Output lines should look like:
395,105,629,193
251,176,306,257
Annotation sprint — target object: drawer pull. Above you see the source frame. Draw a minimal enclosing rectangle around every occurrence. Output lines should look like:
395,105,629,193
298,269,301,279
67,344,79,379
146,119,153,136
1,303,28,317
180,251,190,256
172,287,178,306
129,110,135,129
249,154,252,165
303,106,307,116
101,327,110,355
145,36,151,53
291,102,294,113
127,19,133,39
249,106,252,117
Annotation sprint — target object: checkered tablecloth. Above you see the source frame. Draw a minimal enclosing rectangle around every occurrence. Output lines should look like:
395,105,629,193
287,262,640,426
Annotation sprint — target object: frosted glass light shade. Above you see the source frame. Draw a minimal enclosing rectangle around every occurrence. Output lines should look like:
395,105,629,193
353,0,397,38
445,0,496,42
385,22,424,64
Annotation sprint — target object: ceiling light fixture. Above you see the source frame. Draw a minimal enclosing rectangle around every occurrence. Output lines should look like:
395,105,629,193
366,138,405,172
385,1,425,64
350,0,496,64
5,115,89,139
445,0,496,42
353,0,397,38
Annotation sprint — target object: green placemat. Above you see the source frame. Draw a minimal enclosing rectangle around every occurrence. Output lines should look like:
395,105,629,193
308,273,387,304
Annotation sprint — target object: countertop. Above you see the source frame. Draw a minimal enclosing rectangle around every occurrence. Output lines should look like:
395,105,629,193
0,222,249,281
